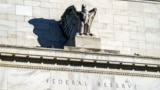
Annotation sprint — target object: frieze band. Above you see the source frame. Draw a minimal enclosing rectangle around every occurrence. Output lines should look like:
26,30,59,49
46,78,137,89
0,61,160,78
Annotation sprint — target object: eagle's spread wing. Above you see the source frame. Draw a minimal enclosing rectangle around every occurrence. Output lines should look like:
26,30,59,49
59,5,81,39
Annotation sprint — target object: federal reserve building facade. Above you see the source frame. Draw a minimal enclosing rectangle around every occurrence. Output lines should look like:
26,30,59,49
0,0,160,90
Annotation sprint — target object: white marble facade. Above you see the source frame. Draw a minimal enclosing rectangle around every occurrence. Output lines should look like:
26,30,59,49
8,68,50,90
0,68,7,90
1,67,160,90
0,0,160,56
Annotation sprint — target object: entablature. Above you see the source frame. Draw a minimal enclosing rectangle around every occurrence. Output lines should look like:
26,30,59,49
0,45,160,72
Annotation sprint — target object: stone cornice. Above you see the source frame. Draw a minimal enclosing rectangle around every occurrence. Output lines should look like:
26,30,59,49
0,45,160,77
121,0,160,4
0,61,160,78
0,45,160,67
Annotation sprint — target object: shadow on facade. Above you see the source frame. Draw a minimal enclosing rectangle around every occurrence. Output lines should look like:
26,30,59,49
29,18,67,49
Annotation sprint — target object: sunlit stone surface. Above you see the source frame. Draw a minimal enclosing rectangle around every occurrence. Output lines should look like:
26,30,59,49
0,0,160,56
0,68,7,90
0,0,160,90
0,67,159,90
75,36,101,49
16,5,32,16
8,68,50,90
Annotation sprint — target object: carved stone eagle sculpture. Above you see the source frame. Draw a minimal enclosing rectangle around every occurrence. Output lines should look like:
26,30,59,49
29,5,97,48
59,5,97,39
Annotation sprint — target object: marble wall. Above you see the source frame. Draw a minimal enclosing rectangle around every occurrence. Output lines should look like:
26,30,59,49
1,67,160,90
0,0,160,56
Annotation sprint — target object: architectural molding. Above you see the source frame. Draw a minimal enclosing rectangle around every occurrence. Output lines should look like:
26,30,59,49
0,45,159,66
0,45,160,78
0,61,160,78
121,0,160,3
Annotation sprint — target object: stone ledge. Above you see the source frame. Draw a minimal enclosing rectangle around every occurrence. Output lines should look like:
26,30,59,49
0,44,160,59
64,46,120,54
122,0,160,4
0,44,159,59
0,44,160,73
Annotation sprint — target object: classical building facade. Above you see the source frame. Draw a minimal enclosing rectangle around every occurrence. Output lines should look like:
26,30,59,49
0,0,160,90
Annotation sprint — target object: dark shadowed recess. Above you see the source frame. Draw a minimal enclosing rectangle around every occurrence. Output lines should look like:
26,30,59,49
1,55,159,72
29,18,67,49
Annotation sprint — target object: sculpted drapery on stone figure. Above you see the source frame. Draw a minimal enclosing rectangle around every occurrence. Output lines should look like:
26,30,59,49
59,4,97,38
